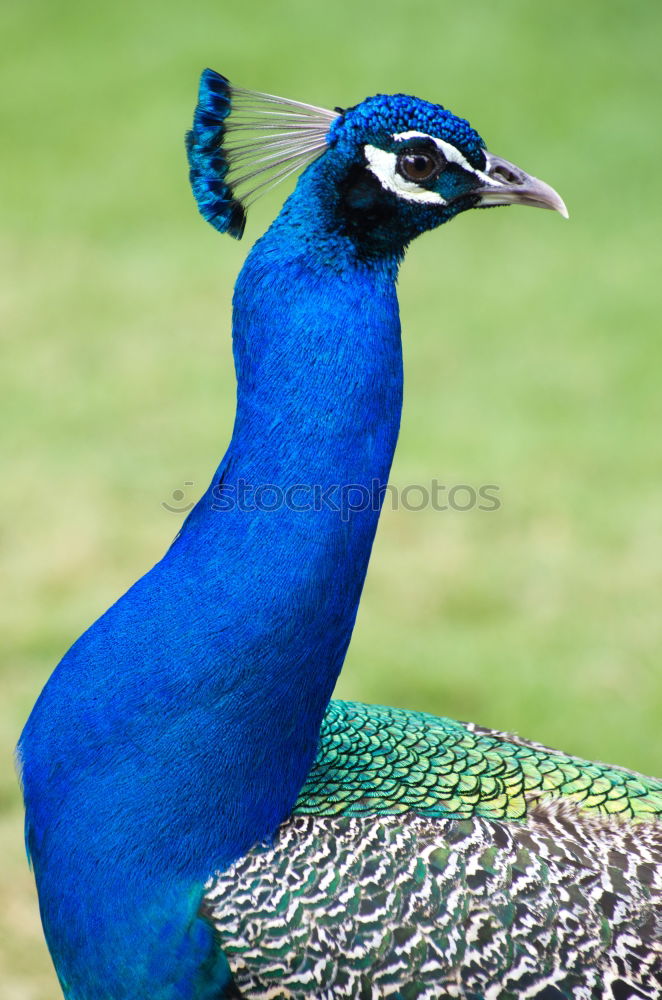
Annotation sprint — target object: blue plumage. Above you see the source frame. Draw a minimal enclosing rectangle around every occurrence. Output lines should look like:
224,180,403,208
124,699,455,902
20,132,404,997
18,70,655,1000
327,91,486,163
186,70,245,237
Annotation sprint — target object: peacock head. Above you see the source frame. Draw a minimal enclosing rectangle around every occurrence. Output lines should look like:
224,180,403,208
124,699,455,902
187,70,567,255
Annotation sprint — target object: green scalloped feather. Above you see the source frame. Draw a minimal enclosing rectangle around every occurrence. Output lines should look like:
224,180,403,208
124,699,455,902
293,700,662,823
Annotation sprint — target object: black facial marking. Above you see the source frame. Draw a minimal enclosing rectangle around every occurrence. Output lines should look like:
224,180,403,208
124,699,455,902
338,162,398,239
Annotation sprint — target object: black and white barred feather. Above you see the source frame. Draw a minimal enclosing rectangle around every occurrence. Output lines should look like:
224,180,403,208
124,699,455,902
205,804,662,999
203,704,662,999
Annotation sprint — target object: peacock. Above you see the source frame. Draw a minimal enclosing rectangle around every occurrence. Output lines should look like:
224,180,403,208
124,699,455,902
17,69,662,1000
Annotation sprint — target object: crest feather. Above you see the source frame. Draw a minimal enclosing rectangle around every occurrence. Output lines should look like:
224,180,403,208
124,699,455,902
186,69,337,239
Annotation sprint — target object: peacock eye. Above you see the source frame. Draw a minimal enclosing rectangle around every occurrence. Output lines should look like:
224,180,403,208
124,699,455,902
396,151,442,183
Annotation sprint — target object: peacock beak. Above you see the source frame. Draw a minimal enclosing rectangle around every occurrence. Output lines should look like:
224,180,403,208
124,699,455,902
474,152,568,218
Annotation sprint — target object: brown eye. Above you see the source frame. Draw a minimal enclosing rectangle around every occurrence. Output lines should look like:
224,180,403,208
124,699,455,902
397,151,441,182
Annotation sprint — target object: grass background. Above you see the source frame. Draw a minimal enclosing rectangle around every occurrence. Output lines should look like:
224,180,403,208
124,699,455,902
2,0,661,994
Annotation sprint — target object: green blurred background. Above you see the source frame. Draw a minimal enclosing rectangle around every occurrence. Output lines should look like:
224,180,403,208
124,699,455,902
2,0,661,994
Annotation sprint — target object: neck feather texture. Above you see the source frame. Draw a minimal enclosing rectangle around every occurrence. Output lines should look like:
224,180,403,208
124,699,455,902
168,218,404,848
19,187,403,997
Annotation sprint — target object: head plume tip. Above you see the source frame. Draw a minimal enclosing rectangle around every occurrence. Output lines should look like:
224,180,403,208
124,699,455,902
194,69,232,130
187,69,244,238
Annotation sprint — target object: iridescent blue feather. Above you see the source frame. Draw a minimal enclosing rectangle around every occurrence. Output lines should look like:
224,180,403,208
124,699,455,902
186,69,246,239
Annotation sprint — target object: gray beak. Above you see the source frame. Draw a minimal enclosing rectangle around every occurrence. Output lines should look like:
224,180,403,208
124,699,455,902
475,152,568,218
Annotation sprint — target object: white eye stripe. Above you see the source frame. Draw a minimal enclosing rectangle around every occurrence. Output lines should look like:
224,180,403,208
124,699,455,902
392,130,502,189
363,145,447,205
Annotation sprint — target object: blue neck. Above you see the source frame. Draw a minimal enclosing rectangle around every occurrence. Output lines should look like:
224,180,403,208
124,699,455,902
171,195,404,849
20,170,403,997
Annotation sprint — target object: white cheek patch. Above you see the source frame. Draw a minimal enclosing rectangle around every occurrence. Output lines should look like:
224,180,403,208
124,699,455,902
363,145,447,205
